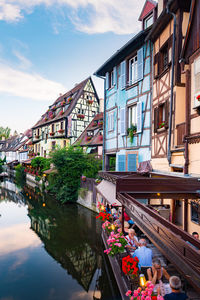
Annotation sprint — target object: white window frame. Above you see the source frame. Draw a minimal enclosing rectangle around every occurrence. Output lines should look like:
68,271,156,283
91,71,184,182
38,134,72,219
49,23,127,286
129,55,138,85
128,105,137,128
110,70,114,88
144,14,153,29
108,111,114,132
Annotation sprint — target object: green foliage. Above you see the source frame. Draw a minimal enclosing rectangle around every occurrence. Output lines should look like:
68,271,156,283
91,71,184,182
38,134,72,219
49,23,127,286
109,156,116,171
47,146,102,203
31,157,51,175
15,164,26,187
83,154,102,178
127,124,137,144
0,126,11,140
35,176,41,182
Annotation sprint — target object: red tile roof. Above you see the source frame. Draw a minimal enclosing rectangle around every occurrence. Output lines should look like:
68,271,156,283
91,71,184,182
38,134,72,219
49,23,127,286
32,77,94,129
139,0,157,21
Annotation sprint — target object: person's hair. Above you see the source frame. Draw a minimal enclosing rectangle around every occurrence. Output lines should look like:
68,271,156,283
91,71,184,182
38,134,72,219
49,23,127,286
192,232,199,236
124,221,130,228
169,276,181,290
139,238,147,246
128,228,135,235
106,204,110,209
152,258,161,266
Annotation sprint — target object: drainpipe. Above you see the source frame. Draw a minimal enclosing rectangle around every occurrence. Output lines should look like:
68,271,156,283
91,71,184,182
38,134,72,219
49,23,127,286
184,69,190,175
167,5,177,165
94,75,106,171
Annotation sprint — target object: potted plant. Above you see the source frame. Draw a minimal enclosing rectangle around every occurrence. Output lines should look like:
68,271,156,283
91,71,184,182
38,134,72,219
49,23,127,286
158,121,165,129
104,231,128,256
122,255,139,280
58,129,64,134
127,124,137,143
196,95,200,101
50,132,55,136
81,175,86,181
68,97,73,103
61,100,66,106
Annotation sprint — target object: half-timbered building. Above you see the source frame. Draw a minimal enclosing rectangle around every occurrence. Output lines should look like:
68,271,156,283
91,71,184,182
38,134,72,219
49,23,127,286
180,0,200,234
95,0,156,172
32,77,99,157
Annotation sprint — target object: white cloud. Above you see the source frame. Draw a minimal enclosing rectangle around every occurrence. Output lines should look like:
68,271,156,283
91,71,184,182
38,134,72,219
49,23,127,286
0,63,66,101
13,50,32,69
0,0,146,34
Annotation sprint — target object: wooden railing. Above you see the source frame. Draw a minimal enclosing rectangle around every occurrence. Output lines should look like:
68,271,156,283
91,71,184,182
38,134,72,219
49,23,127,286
176,122,186,146
117,192,200,293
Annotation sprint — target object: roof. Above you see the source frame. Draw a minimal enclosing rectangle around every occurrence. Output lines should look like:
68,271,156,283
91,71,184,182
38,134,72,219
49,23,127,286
146,0,191,42
138,0,157,21
94,29,150,77
73,113,103,147
32,77,99,129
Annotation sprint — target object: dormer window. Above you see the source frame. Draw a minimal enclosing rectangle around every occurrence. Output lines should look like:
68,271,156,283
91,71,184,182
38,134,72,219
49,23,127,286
144,13,153,29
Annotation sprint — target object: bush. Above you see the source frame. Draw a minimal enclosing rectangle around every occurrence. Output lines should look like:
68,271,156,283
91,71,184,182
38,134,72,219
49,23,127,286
15,164,26,187
31,157,51,176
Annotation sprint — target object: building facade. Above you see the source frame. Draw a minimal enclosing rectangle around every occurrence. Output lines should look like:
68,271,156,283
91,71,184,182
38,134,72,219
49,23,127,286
95,0,156,172
32,77,99,157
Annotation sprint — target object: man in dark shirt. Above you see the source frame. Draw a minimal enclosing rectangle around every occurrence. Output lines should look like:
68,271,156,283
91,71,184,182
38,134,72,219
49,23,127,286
164,276,187,300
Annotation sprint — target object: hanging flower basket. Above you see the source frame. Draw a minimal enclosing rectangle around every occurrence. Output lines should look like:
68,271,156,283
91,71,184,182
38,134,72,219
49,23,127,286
87,99,93,105
50,132,55,136
196,95,200,101
58,129,64,134
68,97,73,103
77,114,85,119
59,110,64,116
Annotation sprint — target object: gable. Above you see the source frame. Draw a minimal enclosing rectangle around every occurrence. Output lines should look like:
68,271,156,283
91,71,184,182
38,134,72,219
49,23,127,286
139,0,156,21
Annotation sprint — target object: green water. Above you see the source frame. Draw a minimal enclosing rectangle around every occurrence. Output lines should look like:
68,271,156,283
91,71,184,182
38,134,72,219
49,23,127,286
0,180,121,300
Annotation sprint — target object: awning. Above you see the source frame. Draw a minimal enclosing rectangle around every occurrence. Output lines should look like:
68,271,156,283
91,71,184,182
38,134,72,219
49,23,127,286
96,179,120,205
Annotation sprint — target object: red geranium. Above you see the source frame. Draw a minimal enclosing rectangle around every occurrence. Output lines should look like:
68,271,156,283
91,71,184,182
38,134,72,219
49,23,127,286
96,211,111,221
122,255,139,279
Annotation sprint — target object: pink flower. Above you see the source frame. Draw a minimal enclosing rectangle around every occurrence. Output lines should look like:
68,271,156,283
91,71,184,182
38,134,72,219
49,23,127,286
130,297,134,300
125,290,132,296
133,291,139,297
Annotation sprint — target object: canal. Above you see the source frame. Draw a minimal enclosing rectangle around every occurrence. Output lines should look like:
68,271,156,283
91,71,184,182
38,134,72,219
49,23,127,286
0,180,121,300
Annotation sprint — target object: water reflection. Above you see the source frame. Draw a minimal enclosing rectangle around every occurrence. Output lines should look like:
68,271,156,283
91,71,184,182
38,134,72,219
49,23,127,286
0,181,120,300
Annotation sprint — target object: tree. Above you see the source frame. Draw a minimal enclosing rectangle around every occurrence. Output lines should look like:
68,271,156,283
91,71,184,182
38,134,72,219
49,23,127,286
48,146,101,203
0,126,11,140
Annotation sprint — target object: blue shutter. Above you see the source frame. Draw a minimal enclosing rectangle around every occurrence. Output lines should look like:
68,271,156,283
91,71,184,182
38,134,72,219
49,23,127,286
137,48,143,82
120,61,126,90
120,108,126,135
118,155,126,171
106,72,109,90
137,102,142,133
127,154,137,171
113,66,117,86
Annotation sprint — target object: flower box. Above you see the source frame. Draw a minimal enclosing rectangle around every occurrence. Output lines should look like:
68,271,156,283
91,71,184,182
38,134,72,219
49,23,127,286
61,100,66,106
98,121,103,126
92,121,98,127
52,106,57,111
35,135,40,139
99,135,103,141
50,132,55,136
58,129,64,134
59,111,64,116
81,175,86,181
77,114,85,119
44,117,48,121
68,97,73,103
87,99,93,105
158,121,166,129
196,95,200,101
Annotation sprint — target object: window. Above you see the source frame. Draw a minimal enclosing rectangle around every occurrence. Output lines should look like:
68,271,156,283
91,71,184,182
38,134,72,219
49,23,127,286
144,14,153,29
194,57,200,94
52,124,54,132
56,124,59,132
160,46,168,72
52,141,56,151
191,202,200,224
128,105,137,128
108,111,114,131
154,100,169,132
110,70,114,88
61,121,63,130
129,56,138,85
106,67,116,89
64,140,66,147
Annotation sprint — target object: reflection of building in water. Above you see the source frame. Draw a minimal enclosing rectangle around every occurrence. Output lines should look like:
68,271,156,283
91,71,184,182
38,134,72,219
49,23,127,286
29,215,52,240
0,184,25,205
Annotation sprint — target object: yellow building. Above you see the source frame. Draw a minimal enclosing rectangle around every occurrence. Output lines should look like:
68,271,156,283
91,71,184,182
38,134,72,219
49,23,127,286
32,77,99,157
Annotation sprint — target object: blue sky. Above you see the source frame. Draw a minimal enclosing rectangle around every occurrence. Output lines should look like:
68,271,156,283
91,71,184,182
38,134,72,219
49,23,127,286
0,0,146,133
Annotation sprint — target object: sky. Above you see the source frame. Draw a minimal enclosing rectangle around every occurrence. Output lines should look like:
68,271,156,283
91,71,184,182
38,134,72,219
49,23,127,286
0,0,146,134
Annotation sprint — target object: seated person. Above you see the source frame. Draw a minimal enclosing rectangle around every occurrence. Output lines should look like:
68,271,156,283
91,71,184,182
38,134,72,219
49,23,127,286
125,229,139,253
186,231,200,251
164,276,188,300
106,204,111,214
133,238,152,268
147,258,170,296
111,205,118,219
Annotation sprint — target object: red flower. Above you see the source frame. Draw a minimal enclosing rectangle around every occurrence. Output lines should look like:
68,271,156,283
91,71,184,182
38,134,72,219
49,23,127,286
196,95,200,101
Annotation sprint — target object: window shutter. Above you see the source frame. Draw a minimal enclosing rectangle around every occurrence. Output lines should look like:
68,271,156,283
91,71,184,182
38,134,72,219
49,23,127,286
164,99,169,129
137,48,144,81
154,107,158,133
113,66,117,86
137,102,142,133
120,108,126,135
106,72,109,90
118,155,126,171
127,154,137,171
120,61,126,90
154,53,160,77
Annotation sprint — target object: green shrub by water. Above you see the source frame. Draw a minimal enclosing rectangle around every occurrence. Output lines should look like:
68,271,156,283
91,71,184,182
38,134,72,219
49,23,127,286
15,164,26,187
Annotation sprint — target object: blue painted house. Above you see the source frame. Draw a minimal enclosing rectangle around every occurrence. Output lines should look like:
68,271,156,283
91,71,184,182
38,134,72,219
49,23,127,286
95,0,156,172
